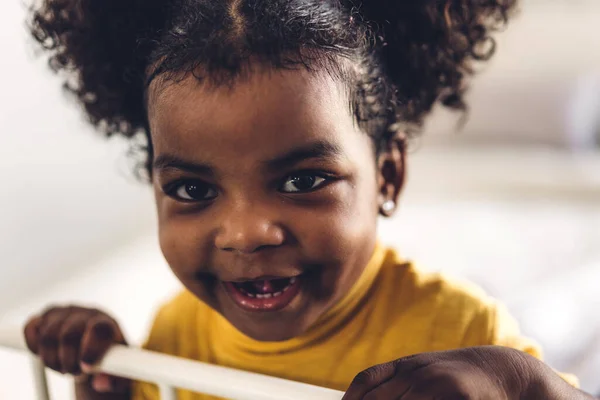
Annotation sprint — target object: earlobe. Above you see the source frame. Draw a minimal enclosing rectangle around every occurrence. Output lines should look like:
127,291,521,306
377,134,406,217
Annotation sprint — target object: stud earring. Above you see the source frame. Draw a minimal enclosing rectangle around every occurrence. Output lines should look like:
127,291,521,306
381,200,396,214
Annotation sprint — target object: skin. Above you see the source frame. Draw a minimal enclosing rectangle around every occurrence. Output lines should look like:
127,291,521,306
147,67,400,341
22,66,596,400
341,346,596,400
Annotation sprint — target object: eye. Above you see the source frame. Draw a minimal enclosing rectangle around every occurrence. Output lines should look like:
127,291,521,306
169,181,218,202
280,173,327,193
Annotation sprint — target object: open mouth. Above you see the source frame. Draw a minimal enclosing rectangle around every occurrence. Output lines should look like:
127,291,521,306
223,276,302,312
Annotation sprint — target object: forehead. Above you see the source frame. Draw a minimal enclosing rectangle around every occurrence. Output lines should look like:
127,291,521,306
146,67,363,163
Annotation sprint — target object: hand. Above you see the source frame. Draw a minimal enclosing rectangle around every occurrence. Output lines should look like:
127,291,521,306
343,346,539,400
23,306,130,394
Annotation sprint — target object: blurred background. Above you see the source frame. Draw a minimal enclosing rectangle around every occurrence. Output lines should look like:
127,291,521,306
1,0,599,398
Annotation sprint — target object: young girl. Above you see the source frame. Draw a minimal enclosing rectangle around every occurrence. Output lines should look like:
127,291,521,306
22,0,594,399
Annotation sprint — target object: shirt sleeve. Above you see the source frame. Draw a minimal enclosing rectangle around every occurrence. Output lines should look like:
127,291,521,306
476,301,580,388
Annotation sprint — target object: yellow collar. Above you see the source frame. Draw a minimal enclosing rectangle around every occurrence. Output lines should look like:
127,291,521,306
214,242,388,354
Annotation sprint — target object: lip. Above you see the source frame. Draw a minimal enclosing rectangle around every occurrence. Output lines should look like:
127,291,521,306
223,276,302,312
228,275,299,283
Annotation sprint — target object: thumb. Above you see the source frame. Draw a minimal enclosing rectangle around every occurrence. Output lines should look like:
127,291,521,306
91,373,131,394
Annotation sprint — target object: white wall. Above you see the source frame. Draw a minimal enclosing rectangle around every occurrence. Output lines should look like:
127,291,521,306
0,2,157,313
424,1,600,146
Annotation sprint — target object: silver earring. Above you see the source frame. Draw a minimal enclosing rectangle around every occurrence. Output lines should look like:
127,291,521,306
381,200,395,213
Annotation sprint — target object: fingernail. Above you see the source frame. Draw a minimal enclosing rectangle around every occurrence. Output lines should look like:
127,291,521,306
80,362,93,373
92,374,113,393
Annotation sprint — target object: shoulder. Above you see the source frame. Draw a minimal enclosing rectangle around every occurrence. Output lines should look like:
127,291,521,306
374,248,499,345
377,247,493,317
375,248,541,354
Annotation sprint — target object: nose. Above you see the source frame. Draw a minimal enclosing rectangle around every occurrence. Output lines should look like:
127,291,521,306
214,202,285,254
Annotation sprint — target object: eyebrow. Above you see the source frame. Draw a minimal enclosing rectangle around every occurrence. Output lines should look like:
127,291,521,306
264,140,344,171
152,140,343,175
152,154,214,175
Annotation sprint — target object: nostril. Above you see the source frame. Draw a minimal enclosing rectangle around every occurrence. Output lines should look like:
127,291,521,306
221,244,278,254
214,217,285,254
253,244,280,253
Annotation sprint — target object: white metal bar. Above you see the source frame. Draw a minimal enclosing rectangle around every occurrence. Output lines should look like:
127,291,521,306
159,384,177,400
29,354,51,400
0,325,344,400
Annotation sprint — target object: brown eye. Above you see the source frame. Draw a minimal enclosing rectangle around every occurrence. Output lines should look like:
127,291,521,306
173,182,217,201
280,174,326,193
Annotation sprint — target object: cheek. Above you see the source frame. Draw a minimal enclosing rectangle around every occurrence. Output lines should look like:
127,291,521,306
298,173,379,260
291,181,378,306
314,163,380,283
157,215,221,308
154,192,210,278
336,161,379,237
158,217,198,279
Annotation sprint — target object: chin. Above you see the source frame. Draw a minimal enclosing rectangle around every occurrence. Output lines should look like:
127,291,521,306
224,306,314,342
243,325,302,342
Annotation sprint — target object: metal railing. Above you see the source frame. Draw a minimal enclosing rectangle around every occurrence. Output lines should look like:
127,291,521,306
0,325,344,400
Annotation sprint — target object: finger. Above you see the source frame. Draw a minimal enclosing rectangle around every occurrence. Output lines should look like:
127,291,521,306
80,314,124,367
91,374,112,393
397,389,430,400
58,312,88,374
38,309,70,372
342,363,396,400
75,373,91,384
397,364,470,400
359,354,442,400
110,375,132,394
392,353,435,377
362,357,432,400
91,374,131,394
23,316,43,354
397,383,441,400
111,376,131,393
362,376,411,400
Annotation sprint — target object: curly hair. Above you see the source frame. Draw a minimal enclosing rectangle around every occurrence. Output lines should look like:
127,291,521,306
29,0,517,178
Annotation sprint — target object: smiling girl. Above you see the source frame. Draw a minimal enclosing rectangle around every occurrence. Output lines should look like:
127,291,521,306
23,0,594,399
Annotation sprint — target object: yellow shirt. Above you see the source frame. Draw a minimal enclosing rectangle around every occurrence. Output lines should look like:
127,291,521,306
132,244,577,399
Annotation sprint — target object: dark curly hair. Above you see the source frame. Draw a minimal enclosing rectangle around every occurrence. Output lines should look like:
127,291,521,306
29,0,517,179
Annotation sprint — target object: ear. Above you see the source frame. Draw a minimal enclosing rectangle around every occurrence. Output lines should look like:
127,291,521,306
376,133,406,217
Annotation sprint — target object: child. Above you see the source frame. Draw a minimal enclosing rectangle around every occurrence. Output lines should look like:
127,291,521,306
22,0,594,399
